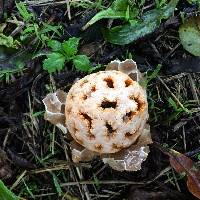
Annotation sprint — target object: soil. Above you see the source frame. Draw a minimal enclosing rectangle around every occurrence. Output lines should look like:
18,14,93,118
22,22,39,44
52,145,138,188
0,0,199,199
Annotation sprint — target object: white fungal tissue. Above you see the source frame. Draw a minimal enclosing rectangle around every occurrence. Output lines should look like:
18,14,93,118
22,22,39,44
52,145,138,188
65,70,148,154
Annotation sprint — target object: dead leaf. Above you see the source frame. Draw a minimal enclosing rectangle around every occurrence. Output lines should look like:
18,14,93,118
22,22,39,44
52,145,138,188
79,42,102,56
187,175,200,200
169,149,193,173
168,149,200,199
155,143,200,199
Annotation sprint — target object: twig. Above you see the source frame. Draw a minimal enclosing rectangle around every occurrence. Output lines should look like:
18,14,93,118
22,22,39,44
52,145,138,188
61,180,146,186
11,170,27,190
182,126,186,151
164,43,181,60
59,134,86,199
3,128,11,150
188,74,200,105
163,73,188,83
61,167,172,187
76,167,91,200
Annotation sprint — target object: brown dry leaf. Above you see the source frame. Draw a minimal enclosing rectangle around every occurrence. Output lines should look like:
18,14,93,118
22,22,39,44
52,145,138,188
169,149,200,199
79,42,102,56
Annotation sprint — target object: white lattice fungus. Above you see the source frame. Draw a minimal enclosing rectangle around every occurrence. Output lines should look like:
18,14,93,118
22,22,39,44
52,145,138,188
65,70,148,154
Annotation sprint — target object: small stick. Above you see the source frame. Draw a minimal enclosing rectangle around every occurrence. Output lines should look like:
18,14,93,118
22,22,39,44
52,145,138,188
188,74,199,102
61,167,172,187
182,126,186,151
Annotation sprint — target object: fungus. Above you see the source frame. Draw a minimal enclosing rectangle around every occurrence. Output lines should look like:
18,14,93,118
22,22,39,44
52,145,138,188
43,59,152,171
106,59,142,82
65,70,148,154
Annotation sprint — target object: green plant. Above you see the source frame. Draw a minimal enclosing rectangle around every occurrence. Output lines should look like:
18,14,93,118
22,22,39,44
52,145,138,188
84,0,179,45
197,154,200,161
187,0,200,7
15,1,62,45
0,64,24,83
83,0,139,30
179,16,200,56
0,180,18,200
167,97,190,122
0,17,20,49
93,174,101,188
70,0,105,10
0,45,33,83
143,64,162,87
0,34,20,49
16,2,34,21
43,37,92,73
155,0,168,7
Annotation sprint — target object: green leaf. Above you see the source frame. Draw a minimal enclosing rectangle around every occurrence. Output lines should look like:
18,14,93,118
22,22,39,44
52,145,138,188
103,20,158,45
21,24,35,35
21,179,34,198
155,0,168,8
0,63,24,81
160,0,179,19
168,97,178,111
15,2,33,21
83,9,127,30
103,0,179,45
62,37,80,58
43,52,65,73
47,40,62,51
111,0,129,11
147,64,162,81
32,111,44,117
73,55,91,72
40,34,49,43
0,34,20,48
0,180,18,200
40,23,62,37
93,174,100,188
52,174,62,196
83,0,138,30
187,0,200,6
32,51,49,59
179,16,200,56
197,154,200,161
20,24,38,41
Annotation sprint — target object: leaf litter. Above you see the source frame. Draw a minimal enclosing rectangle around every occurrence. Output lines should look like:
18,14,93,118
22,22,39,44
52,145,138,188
0,0,199,199
156,143,200,199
